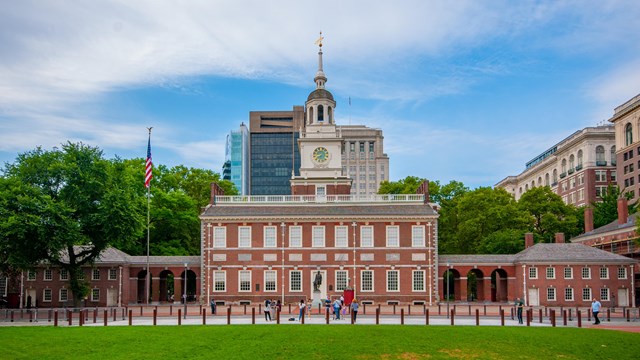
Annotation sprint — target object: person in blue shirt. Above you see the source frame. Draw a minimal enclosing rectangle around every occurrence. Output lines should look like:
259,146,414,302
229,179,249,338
350,299,359,322
591,298,601,325
333,299,342,320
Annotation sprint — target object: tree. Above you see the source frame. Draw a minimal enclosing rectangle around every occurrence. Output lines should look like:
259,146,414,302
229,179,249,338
518,186,580,243
593,185,636,229
0,143,145,305
378,176,426,194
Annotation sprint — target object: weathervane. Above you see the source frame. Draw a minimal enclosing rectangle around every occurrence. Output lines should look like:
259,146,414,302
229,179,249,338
315,31,324,48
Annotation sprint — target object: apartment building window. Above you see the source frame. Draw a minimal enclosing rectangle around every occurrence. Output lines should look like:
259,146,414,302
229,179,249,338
529,267,538,279
547,288,556,301
596,186,607,197
350,142,355,152
238,226,252,248
595,170,607,182
582,267,591,279
582,288,592,301
336,270,348,291
600,288,610,301
369,142,374,152
335,226,348,248
579,174,584,185
360,226,374,247
213,271,226,292
109,269,117,280
238,270,251,292
386,226,399,247
264,270,277,292
91,288,100,302
44,269,52,281
546,267,555,279
213,226,227,248
312,226,325,247
43,289,52,302
564,267,573,279
289,271,302,292
564,288,574,301
387,270,399,292
599,267,609,279
412,270,425,292
625,123,633,146
361,270,373,292
611,171,617,181
264,226,277,248
359,142,364,153
618,267,627,279
596,145,606,164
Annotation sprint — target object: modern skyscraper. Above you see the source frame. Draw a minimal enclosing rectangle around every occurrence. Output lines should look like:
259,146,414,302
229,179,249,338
222,123,249,195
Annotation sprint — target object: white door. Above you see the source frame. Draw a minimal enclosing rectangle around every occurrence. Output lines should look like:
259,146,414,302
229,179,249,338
107,288,118,307
528,288,539,306
618,288,629,307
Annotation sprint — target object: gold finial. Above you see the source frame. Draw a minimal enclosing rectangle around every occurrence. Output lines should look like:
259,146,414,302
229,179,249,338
315,31,324,47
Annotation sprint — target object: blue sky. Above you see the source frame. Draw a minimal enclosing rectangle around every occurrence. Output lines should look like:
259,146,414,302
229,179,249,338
1,1,640,189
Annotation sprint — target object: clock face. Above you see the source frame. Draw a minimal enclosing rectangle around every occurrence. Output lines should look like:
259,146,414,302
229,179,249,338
312,147,330,163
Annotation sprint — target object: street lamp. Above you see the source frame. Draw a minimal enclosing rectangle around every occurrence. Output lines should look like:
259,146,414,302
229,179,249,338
446,263,450,319
281,222,286,305
352,222,357,299
183,263,188,319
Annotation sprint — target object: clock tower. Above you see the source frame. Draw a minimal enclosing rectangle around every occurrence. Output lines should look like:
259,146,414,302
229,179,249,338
291,34,352,196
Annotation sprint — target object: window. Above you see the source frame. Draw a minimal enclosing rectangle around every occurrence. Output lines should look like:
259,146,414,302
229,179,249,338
625,123,633,146
350,142,355,152
564,288,574,301
239,270,251,292
60,269,68,281
387,270,399,292
599,267,609,279
0,277,6,297
360,226,374,247
109,269,117,280
264,270,277,292
564,267,573,279
412,226,426,247
369,142,374,152
596,186,608,197
336,270,348,291
547,288,556,301
91,288,100,302
386,226,399,247
27,270,36,281
611,171,617,181
264,226,276,248
582,267,591,279
359,142,364,153
290,271,302,292
546,267,555,279
44,269,52,281
238,226,252,248
412,270,425,292
618,267,627,279
289,226,302,248
213,271,226,292
600,288,610,301
312,226,325,247
213,227,226,248
59,288,68,302
582,288,592,301
361,270,373,292
92,269,100,281
43,289,52,302
335,226,348,248
528,267,538,279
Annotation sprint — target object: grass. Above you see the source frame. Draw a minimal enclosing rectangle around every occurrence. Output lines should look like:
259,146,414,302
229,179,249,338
1,325,638,359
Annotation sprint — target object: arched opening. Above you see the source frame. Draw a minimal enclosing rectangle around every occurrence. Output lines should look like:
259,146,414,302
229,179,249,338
466,269,485,301
596,145,605,165
442,268,461,301
552,169,558,184
610,146,616,165
561,159,567,173
491,269,509,302
545,173,550,186
317,105,324,122
159,270,174,303
577,150,583,167
137,270,151,304
625,123,633,146
569,154,575,170
308,107,314,125
180,269,197,303
537,177,542,186
327,106,333,123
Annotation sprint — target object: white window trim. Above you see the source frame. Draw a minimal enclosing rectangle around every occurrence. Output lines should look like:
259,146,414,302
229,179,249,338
546,267,555,280
335,226,348,248
599,267,609,279
44,269,52,281
528,267,538,279
60,269,69,281
92,269,100,281
312,226,325,248
412,225,426,247
108,268,117,281
43,288,52,302
386,270,400,292
289,226,302,248
412,270,426,292
547,288,556,301
386,226,399,248
618,267,627,279
213,226,227,248
361,270,374,292
564,288,574,302
238,226,252,248
264,270,277,292
582,267,591,279
59,288,68,302
263,226,277,248
238,270,252,292
289,270,302,292
360,226,374,248
335,270,348,291
582,288,592,302
213,270,227,292
564,267,573,280
91,288,100,302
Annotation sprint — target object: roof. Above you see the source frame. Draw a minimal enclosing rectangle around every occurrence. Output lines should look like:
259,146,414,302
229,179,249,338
307,88,334,102
128,256,200,265
201,204,438,219
571,213,638,241
439,254,516,264
513,243,636,264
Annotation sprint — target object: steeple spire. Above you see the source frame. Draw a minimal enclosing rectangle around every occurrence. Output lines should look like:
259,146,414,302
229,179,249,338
314,31,327,89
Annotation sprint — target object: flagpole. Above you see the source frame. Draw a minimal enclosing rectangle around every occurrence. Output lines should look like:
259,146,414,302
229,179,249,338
146,127,153,305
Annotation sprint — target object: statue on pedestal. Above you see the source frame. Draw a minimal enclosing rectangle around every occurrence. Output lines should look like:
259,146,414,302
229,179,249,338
313,271,322,292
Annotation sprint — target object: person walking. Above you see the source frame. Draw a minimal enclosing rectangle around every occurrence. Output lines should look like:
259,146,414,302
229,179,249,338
333,298,342,320
350,299,359,322
592,298,601,325
298,299,306,321
515,297,524,324
264,299,272,322
210,298,216,315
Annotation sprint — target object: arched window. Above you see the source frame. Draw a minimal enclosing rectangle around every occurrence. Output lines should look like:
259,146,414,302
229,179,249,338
561,159,567,173
569,154,575,170
596,145,605,165
625,123,633,146
531,181,535,188
308,107,314,124
537,177,542,186
611,146,616,165
328,106,333,123
519,187,523,194
577,150,583,167
317,105,324,122
552,169,558,184
525,184,529,191
545,173,550,186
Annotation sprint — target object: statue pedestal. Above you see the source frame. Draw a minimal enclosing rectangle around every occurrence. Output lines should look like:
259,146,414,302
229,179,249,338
312,290,322,308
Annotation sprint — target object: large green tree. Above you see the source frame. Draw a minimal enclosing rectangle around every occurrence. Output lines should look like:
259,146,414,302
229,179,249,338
378,176,426,194
0,143,145,305
592,184,636,229
517,186,580,243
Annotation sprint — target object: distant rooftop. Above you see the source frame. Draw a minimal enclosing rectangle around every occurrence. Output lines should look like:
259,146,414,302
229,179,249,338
212,194,426,205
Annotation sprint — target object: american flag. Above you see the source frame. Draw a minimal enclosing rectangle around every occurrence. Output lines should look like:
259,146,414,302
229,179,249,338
145,134,153,188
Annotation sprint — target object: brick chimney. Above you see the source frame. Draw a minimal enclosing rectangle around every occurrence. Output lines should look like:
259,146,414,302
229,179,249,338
617,197,629,225
555,233,565,244
210,182,225,204
584,206,594,233
416,180,430,203
525,233,534,249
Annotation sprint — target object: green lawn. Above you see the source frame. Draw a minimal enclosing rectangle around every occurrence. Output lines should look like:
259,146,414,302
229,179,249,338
1,325,638,359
